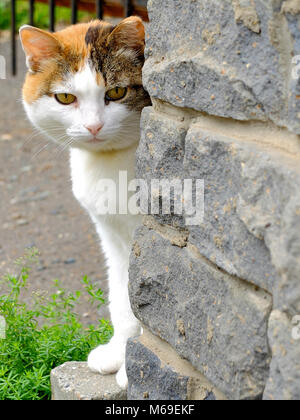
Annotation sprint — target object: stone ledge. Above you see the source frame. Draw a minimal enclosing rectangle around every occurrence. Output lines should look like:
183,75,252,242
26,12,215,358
51,362,127,401
151,100,300,158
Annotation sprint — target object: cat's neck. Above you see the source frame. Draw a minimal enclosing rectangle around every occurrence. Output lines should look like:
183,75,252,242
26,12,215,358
70,142,139,180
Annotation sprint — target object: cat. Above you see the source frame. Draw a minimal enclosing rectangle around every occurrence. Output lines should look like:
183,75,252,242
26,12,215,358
19,17,151,389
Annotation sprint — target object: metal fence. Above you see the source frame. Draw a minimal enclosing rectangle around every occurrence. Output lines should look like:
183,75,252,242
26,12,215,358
10,0,148,75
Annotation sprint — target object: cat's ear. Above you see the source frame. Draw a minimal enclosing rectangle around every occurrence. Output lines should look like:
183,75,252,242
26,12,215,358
107,16,145,53
19,25,60,73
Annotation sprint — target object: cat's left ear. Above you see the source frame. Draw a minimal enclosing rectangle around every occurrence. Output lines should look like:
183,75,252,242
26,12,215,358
19,25,60,73
107,16,145,53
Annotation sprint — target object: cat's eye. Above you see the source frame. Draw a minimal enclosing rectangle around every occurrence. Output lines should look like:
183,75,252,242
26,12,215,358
106,87,127,101
55,93,77,105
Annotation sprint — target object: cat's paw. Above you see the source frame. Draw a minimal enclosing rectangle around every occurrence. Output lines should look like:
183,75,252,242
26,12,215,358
116,363,128,390
88,340,125,375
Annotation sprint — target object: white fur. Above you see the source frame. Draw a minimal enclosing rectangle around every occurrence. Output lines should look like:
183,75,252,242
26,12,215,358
24,64,141,153
71,146,142,379
24,62,142,389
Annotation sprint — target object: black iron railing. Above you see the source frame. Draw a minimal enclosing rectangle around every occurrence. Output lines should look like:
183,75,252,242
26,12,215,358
10,0,148,76
11,0,17,75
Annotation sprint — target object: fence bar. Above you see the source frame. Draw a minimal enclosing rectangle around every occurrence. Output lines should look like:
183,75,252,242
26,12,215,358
71,0,78,24
96,0,103,19
124,0,133,17
11,0,16,76
49,0,55,32
29,0,35,26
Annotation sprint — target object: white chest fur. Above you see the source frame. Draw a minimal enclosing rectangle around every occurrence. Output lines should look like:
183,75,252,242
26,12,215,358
70,145,141,251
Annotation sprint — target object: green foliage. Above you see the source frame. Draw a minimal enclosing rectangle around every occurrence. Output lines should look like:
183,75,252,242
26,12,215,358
0,248,112,400
0,0,94,31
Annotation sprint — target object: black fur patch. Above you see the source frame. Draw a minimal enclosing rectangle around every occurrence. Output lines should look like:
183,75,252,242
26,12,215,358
85,23,114,48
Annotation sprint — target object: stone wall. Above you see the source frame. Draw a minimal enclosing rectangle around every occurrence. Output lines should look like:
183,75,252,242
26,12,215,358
127,0,300,400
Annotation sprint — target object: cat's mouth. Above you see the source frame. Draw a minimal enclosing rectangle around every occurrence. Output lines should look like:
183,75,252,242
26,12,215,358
86,137,105,144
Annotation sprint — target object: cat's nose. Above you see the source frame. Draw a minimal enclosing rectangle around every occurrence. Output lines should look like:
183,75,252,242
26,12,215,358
85,123,104,136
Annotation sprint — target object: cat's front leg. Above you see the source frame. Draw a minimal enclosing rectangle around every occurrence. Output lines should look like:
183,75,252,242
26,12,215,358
88,255,141,389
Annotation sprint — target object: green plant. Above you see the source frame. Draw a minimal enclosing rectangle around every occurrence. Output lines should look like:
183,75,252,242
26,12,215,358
0,248,112,400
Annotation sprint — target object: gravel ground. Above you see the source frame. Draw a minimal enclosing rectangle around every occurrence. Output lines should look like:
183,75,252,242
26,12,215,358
0,38,109,323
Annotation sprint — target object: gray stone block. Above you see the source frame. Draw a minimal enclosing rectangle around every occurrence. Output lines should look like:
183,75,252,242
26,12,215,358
144,0,300,132
144,54,267,122
184,123,300,312
263,310,300,400
136,107,187,227
129,225,272,400
51,362,127,400
137,107,187,179
127,329,226,400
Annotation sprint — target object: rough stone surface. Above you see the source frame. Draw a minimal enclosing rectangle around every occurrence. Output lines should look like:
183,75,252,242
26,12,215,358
127,329,226,400
137,107,187,181
144,0,300,133
51,362,127,400
263,310,300,400
129,225,272,400
136,107,187,227
184,124,277,291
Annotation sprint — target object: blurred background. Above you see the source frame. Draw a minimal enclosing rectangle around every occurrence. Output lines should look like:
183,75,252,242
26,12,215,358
0,0,93,31
0,0,148,322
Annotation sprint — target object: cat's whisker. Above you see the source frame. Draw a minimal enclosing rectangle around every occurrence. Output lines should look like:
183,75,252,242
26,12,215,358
53,135,75,156
54,138,69,154
60,138,75,154
22,130,46,147
22,127,66,149
31,143,50,160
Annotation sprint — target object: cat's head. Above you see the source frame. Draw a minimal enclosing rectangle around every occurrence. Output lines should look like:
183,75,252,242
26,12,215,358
20,17,150,152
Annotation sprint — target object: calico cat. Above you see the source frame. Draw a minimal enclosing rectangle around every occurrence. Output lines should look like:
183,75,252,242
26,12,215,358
20,17,151,389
